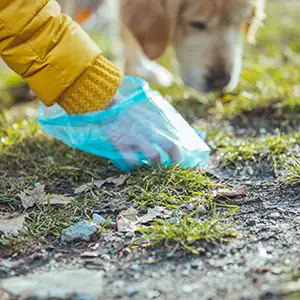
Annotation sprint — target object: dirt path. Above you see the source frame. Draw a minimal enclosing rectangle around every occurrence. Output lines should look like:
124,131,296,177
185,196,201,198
1,162,299,300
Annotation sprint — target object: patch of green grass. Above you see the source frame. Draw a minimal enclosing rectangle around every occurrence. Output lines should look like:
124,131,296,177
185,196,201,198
1,192,100,246
0,117,110,183
284,158,300,185
210,64,300,121
0,114,118,245
0,120,238,248
0,176,38,210
1,164,238,248
0,116,117,246
122,167,239,253
127,166,214,209
139,209,237,255
213,132,299,170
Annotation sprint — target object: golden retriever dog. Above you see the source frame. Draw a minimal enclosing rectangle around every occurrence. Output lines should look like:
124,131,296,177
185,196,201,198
58,0,266,93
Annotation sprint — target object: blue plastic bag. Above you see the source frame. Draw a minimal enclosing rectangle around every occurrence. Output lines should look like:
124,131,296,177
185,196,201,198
38,76,210,172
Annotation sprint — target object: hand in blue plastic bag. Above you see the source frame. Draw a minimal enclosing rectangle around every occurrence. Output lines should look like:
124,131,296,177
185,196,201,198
39,76,210,172
104,92,181,166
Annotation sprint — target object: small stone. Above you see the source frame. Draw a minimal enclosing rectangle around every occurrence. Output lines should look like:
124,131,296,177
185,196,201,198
271,267,282,275
118,205,128,211
190,260,203,270
75,295,97,300
61,221,98,242
114,280,125,289
125,232,134,238
266,247,273,254
278,201,289,207
145,290,160,299
256,223,267,230
120,248,131,257
260,128,267,134
151,272,160,279
197,247,206,254
207,252,213,258
131,264,140,272
187,203,195,211
126,287,139,296
0,261,14,269
269,212,281,219
247,219,256,226
198,205,207,216
168,217,180,224
181,203,194,211
80,251,99,258
182,285,195,294
182,268,191,276
105,222,117,230
101,254,110,261
246,166,254,175
92,214,105,225
133,273,141,280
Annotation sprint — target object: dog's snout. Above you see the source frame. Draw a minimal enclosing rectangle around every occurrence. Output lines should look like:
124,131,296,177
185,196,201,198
206,72,231,90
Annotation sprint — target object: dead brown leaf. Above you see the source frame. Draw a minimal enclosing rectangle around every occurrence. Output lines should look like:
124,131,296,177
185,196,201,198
94,174,129,188
116,206,171,233
18,185,72,209
47,195,72,206
0,213,27,236
116,207,139,233
140,206,172,224
74,184,90,195
74,174,129,194
213,187,249,200
18,185,46,210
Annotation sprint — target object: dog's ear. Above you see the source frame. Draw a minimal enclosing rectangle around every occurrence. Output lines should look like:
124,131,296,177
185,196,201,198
245,0,266,44
121,0,172,60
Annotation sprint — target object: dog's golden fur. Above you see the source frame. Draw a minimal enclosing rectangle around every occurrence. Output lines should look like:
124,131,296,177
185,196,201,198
122,0,265,92
58,0,266,92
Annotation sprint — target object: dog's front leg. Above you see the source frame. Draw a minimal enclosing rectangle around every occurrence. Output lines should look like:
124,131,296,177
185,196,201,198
121,28,174,87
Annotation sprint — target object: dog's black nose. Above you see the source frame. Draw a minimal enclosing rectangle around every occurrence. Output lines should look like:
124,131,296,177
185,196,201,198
207,72,231,90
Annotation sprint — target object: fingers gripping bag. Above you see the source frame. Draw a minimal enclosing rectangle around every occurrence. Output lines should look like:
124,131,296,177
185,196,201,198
38,76,210,172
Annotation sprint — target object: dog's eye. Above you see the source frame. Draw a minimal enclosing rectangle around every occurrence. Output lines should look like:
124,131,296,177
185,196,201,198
190,22,207,30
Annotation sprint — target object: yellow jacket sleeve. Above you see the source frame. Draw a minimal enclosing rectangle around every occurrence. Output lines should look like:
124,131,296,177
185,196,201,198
0,0,122,114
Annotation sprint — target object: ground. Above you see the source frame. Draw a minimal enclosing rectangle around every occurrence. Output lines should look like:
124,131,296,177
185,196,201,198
1,1,300,300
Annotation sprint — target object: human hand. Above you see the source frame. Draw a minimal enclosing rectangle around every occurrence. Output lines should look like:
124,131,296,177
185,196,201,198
103,91,181,168
39,76,210,172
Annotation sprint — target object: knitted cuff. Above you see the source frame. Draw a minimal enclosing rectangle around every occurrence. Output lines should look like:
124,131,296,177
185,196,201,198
59,55,123,114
